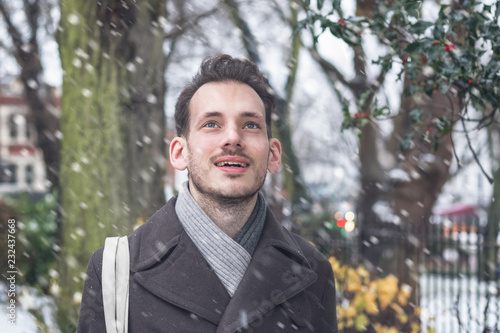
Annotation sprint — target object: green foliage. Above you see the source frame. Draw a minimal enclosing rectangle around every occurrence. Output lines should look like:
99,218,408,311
2,193,58,292
298,0,500,146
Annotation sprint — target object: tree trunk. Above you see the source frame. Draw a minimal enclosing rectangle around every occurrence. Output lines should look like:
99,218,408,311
357,85,455,295
57,1,167,329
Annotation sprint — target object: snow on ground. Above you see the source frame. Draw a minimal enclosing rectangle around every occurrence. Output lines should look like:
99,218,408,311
0,283,58,333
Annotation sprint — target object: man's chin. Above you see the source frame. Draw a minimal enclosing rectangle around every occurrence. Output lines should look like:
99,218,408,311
189,177,263,204
216,189,256,200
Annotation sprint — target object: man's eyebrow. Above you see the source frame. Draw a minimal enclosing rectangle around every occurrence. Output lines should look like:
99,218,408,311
201,111,223,118
200,111,263,119
241,111,264,119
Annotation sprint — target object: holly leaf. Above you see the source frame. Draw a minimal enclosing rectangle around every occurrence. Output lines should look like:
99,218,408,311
410,21,433,35
405,40,424,53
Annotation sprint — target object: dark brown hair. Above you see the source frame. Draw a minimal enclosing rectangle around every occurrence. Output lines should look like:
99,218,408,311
175,54,276,138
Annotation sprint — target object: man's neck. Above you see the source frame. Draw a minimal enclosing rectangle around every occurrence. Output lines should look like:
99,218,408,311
189,184,257,238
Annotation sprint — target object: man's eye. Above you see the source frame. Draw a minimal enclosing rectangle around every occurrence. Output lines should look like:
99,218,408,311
204,122,218,128
244,123,259,129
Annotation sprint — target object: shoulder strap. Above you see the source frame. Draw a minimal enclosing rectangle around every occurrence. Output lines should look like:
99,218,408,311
102,236,130,333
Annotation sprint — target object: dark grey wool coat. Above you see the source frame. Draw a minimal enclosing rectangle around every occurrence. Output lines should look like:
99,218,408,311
77,197,338,332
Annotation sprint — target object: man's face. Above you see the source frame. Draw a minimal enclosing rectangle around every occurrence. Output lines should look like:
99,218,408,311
170,81,281,204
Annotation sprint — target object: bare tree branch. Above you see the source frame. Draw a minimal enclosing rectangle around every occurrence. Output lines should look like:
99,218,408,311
221,0,260,64
461,115,494,184
164,7,218,40
0,0,60,189
23,0,39,46
308,44,353,90
0,39,13,53
0,1,24,55
270,0,291,25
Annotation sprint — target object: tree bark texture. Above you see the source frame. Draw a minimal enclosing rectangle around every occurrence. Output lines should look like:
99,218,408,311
57,0,167,329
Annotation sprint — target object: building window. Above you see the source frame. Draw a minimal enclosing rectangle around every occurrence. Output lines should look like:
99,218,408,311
0,162,17,184
26,164,33,185
9,115,18,138
26,123,31,140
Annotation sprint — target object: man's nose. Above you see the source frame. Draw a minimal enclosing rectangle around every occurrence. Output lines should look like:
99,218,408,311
223,125,244,148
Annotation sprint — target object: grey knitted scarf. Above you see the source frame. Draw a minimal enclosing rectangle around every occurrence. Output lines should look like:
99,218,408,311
175,182,266,296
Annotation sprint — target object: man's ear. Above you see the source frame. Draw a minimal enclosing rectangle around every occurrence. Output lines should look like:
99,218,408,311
170,136,188,171
267,138,282,173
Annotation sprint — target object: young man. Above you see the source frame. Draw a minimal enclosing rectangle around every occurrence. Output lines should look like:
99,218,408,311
77,54,338,332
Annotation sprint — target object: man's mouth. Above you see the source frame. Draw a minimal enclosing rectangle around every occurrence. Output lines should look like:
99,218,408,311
215,161,249,168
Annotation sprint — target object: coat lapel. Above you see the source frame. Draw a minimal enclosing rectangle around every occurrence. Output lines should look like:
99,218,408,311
129,198,232,325
216,210,317,333
127,199,317,331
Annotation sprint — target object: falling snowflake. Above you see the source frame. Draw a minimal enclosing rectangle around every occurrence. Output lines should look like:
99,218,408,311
68,14,80,25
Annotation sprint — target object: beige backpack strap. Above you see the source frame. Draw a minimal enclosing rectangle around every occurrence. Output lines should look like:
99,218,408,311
102,236,130,333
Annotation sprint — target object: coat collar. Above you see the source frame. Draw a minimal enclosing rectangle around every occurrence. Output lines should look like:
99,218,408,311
129,197,317,331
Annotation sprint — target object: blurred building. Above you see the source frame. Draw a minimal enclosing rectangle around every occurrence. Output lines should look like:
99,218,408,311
0,76,47,194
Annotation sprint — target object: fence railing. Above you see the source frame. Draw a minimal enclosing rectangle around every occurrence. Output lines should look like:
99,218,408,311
420,215,500,332
329,214,500,332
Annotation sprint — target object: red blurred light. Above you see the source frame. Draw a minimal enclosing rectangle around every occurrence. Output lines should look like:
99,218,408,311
337,218,346,228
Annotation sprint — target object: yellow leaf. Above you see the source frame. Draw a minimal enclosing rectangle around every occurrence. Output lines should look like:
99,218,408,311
397,291,408,306
398,312,408,324
411,323,421,333
337,266,348,280
373,323,386,333
354,313,369,331
390,303,404,315
378,293,393,310
347,281,362,292
348,268,361,284
377,274,398,296
376,274,399,309
414,306,421,316
329,257,340,274
357,265,370,279
345,305,357,318
365,297,379,315
352,293,365,310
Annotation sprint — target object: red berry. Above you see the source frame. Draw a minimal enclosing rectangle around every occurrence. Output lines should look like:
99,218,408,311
354,113,361,118
445,42,455,52
468,80,473,84
433,40,439,46
338,18,347,27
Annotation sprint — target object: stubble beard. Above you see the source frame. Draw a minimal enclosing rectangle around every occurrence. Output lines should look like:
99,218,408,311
186,148,269,208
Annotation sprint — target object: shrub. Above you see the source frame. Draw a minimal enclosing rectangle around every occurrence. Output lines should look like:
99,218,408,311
1,193,58,292
330,257,422,332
